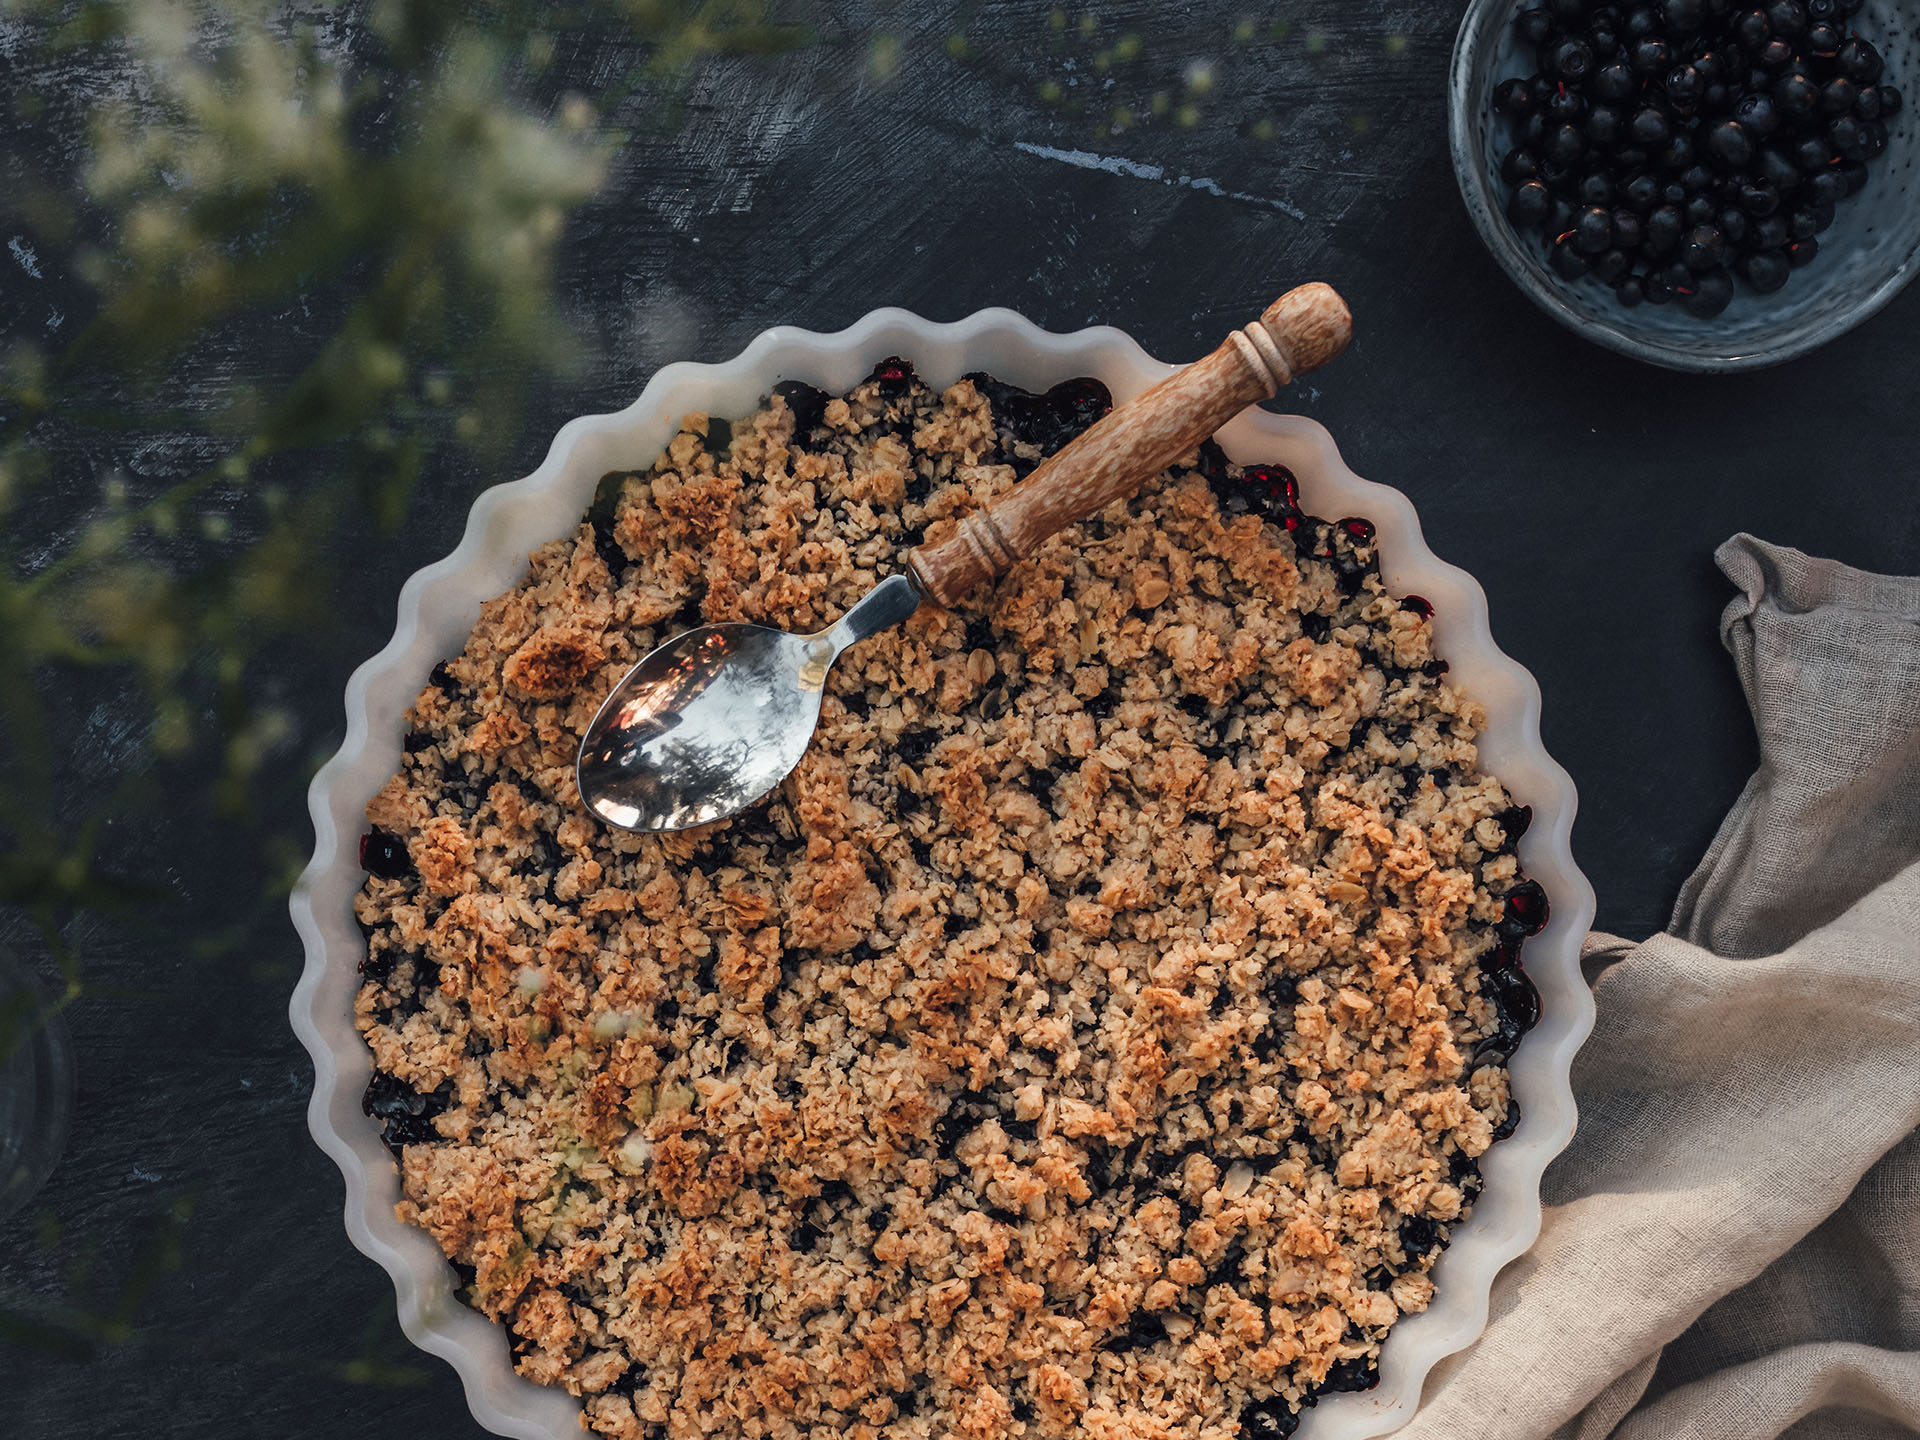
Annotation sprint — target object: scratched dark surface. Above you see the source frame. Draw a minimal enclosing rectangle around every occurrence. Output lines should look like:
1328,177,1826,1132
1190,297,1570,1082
5,3,1920,1437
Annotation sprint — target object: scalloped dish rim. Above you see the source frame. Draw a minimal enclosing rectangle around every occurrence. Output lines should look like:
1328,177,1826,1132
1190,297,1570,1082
289,305,1598,1440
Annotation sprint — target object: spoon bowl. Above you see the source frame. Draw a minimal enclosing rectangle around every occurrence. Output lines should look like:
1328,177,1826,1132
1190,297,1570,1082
577,573,925,831
577,622,828,831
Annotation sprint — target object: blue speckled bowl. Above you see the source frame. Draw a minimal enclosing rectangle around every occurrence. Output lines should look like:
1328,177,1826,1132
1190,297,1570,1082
1450,0,1920,371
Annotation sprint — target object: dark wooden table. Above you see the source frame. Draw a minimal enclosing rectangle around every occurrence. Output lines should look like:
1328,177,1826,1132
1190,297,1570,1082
5,4,1917,1436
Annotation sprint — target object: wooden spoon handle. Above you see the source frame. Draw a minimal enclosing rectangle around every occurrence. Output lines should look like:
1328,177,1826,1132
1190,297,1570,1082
906,282,1352,609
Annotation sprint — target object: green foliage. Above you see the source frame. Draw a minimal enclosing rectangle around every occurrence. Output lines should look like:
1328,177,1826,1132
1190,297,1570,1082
0,0,807,1370
0,0,1378,1382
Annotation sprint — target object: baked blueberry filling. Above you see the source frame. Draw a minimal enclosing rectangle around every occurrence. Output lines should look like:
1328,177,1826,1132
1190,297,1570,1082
351,361,1543,1438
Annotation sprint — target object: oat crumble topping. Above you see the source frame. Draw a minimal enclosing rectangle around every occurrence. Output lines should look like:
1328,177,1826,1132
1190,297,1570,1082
352,361,1541,1440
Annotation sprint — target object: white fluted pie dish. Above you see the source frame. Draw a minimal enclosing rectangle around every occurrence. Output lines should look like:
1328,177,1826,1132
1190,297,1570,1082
289,305,1597,1440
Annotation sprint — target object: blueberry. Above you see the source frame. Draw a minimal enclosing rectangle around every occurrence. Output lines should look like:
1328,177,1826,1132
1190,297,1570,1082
1036,377,1113,450
1751,212,1790,247
1681,223,1727,270
1758,37,1796,69
1551,37,1595,81
1662,132,1697,170
1763,0,1807,36
1775,72,1820,119
1547,122,1589,165
1499,879,1553,939
1105,1310,1169,1351
1805,167,1845,206
1716,207,1750,245
1837,37,1883,85
1623,173,1662,210
1732,91,1780,138
360,829,415,880
1550,195,1579,232
1665,63,1705,110
1785,236,1819,266
1879,86,1903,120
1826,114,1863,157
1679,265,1733,315
1629,106,1672,146
1733,8,1770,48
1503,148,1543,185
1593,247,1632,283
1578,171,1616,206
1644,203,1685,253
1616,271,1648,305
1787,206,1819,240
1496,804,1536,844
1548,87,1590,124
1626,3,1662,36
1323,1358,1382,1393
1738,179,1781,215
1705,119,1754,168
1820,77,1856,116
1551,236,1593,278
1810,198,1836,232
1792,135,1834,172
1860,118,1888,157
1680,162,1715,194
1684,192,1718,225
1611,208,1647,249
1739,250,1789,291
1586,105,1627,148
1664,179,1689,205
1495,77,1537,116
1239,1400,1300,1440
1643,264,1678,303
1540,157,1579,189
1509,180,1555,226
1603,153,1645,188
1805,0,1836,15
868,356,916,396
1629,36,1673,75
1549,0,1594,23
1483,961,1543,1037
1839,158,1870,196
1757,146,1802,192
1593,60,1640,105
1661,0,1707,30
1853,86,1884,121
1401,1213,1444,1260
1517,6,1556,45
1804,19,1843,58
364,1072,452,1154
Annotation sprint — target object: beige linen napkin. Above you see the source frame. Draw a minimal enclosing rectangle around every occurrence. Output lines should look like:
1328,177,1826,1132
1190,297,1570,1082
1400,535,1920,1440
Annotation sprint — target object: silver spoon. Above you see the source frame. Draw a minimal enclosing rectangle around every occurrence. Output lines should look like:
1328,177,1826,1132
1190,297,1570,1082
577,283,1353,833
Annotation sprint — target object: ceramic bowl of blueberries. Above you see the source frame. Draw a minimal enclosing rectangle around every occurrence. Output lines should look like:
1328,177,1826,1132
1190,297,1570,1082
1451,0,1920,371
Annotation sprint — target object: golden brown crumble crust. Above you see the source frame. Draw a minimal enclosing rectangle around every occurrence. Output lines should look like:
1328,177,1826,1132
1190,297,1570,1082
352,367,1527,1440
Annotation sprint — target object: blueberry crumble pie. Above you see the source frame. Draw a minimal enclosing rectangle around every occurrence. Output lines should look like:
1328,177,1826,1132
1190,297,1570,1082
352,361,1547,1440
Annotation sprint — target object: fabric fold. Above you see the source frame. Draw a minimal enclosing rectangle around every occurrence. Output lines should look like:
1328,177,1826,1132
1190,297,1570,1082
1400,535,1920,1440
1671,535,1920,959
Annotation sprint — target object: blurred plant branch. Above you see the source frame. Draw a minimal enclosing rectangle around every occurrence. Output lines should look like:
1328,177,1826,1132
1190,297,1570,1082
0,0,804,1361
